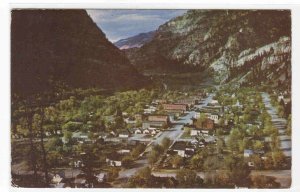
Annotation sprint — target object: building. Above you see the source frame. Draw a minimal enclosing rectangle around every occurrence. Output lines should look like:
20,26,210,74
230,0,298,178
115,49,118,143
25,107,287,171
118,130,131,138
134,128,142,134
176,99,197,107
142,115,170,129
244,149,254,157
143,129,150,134
209,113,219,124
194,112,201,119
134,114,144,121
171,141,195,158
117,148,131,154
162,104,187,113
52,173,65,185
95,173,107,183
190,129,209,136
106,153,123,167
124,117,136,124
148,115,169,122
154,99,167,104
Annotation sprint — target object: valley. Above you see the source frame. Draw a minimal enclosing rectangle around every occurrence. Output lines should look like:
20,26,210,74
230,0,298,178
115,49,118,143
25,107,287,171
11,9,291,189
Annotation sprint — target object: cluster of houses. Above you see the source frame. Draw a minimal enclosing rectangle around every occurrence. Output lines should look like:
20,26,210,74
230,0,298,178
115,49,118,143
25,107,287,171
50,170,108,188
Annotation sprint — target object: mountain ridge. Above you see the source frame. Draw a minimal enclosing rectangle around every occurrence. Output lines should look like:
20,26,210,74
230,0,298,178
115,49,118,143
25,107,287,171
114,31,156,50
125,10,291,86
11,9,150,98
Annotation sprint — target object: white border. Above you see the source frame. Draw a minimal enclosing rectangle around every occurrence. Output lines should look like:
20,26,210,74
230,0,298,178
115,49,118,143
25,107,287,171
1,1,300,192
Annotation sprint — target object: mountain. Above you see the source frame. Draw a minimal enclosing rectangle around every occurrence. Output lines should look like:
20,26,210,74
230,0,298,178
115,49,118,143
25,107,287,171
11,9,149,97
114,31,156,50
126,10,291,85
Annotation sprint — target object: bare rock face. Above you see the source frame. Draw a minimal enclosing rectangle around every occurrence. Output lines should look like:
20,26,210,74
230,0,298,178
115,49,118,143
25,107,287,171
11,9,149,97
126,10,291,85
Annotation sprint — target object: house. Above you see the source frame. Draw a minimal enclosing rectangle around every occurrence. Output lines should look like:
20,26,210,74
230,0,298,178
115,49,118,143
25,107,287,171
244,149,254,157
144,105,157,114
143,129,150,134
117,148,131,154
162,104,187,113
134,128,142,134
194,112,201,119
118,130,131,138
150,129,158,135
134,114,144,121
124,117,136,124
95,173,107,183
52,173,65,185
277,94,284,102
190,129,200,136
190,129,209,136
154,99,167,104
209,99,219,105
209,113,219,124
171,141,194,158
71,132,90,143
106,153,123,167
73,160,84,168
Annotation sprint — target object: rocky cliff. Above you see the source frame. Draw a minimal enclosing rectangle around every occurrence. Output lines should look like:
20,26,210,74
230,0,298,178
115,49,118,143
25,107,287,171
126,10,291,85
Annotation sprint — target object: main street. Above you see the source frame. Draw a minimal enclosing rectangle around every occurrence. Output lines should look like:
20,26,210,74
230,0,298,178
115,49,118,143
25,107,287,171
117,93,214,180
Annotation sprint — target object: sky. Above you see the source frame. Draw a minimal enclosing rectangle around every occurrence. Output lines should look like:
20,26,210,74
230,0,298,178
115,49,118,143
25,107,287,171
87,9,187,43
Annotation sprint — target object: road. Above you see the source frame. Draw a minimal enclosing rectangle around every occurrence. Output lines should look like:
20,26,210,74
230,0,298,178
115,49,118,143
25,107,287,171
152,169,291,188
261,92,291,157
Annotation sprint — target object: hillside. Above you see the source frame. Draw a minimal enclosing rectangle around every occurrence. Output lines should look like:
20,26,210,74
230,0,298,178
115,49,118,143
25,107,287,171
114,31,155,50
126,10,291,85
11,9,149,98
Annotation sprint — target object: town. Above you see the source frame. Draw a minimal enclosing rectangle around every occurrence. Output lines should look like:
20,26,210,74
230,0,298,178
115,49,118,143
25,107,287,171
11,84,291,188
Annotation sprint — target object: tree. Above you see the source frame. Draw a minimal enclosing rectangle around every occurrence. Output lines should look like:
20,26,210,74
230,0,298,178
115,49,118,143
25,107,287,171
81,151,97,187
33,109,49,185
224,155,251,186
195,113,206,128
216,138,225,153
161,137,171,150
107,167,119,181
251,175,280,188
253,140,264,151
147,150,160,166
45,136,63,151
190,154,205,170
131,144,146,158
204,156,220,171
218,117,225,127
272,151,286,169
128,167,153,188
122,155,134,168
170,155,183,168
63,130,72,144
286,115,291,136
227,128,243,152
176,169,203,188
250,154,263,169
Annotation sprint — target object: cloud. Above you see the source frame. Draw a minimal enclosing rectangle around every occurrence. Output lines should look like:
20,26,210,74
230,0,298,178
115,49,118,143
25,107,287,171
87,9,187,42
